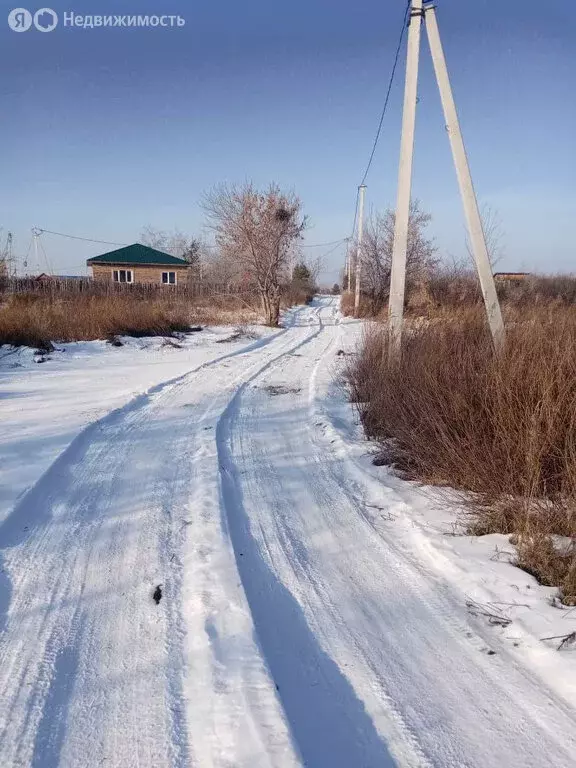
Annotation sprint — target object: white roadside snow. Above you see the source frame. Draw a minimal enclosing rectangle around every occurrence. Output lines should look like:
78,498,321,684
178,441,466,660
0,326,276,528
0,296,575,768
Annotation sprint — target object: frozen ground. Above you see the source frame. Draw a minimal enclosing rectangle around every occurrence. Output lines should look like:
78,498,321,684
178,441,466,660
0,296,575,767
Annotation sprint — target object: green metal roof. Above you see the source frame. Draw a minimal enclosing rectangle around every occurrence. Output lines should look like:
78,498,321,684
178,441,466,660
87,244,190,267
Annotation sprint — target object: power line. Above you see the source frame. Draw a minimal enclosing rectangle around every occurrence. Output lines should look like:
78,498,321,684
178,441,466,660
320,240,348,260
350,186,360,241
343,1,410,277
34,230,348,257
38,237,54,275
34,231,348,265
358,0,411,187
23,237,33,273
36,228,128,247
301,238,348,249
301,0,411,258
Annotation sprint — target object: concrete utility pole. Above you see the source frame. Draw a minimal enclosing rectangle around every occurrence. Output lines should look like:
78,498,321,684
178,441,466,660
346,242,352,293
354,184,367,316
0,232,11,280
388,0,424,361
424,4,504,351
32,229,40,276
388,0,505,361
7,233,14,278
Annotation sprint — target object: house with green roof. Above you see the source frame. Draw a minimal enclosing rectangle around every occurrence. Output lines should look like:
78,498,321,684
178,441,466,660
87,244,190,286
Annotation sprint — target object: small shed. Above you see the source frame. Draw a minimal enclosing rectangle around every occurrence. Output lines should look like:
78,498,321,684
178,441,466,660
493,272,531,283
87,244,190,286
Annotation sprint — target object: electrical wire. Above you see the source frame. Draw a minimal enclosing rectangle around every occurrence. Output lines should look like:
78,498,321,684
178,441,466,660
38,237,54,275
301,238,348,249
36,5,409,277
23,237,33,271
320,239,348,261
301,0,410,258
349,186,360,241
358,0,411,188
341,0,410,275
36,229,128,247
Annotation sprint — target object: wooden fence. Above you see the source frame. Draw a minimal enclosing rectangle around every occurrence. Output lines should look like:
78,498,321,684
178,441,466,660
1,276,253,301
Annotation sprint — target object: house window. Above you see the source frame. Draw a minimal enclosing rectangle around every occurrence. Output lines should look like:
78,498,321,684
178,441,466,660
113,269,133,284
162,271,177,285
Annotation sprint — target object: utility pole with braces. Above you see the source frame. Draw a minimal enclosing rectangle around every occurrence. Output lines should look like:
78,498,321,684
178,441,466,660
354,184,367,317
388,0,505,362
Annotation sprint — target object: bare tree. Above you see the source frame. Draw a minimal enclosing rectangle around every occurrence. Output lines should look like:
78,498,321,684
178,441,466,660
0,229,7,283
360,200,438,313
466,204,505,269
140,227,201,266
203,182,307,325
201,247,244,289
305,253,324,288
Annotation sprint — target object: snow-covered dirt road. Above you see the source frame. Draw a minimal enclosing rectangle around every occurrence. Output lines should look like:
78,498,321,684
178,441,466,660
1,296,575,767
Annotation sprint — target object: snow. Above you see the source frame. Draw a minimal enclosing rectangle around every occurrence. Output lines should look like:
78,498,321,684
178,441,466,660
0,327,276,528
0,297,575,767
317,321,576,706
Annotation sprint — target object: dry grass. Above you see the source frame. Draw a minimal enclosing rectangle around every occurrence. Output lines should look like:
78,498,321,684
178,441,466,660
0,279,314,349
340,292,355,317
515,535,575,601
346,305,576,603
419,271,576,315
351,270,576,318
281,284,316,309
185,294,259,326
339,291,374,318
0,293,260,349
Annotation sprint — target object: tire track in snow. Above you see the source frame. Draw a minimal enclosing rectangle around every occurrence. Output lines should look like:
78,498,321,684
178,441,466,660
215,296,576,768
176,324,325,768
0,309,320,768
0,330,287,640
215,298,401,767
0,326,302,768
306,333,576,761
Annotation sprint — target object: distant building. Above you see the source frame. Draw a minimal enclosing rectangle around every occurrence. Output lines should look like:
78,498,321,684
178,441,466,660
87,244,190,286
493,272,531,283
34,274,85,281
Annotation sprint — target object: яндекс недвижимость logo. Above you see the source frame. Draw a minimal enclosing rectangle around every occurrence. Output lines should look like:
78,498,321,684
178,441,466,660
7,9,185,31
8,7,58,32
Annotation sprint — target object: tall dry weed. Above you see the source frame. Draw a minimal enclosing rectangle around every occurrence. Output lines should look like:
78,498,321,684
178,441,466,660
346,305,576,602
0,293,259,348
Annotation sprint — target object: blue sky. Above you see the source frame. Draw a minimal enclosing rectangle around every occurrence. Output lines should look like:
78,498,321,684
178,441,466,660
0,0,574,282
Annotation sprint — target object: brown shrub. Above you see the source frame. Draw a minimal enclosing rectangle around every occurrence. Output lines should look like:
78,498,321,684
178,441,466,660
426,269,482,308
340,292,354,317
281,283,315,309
515,535,576,605
346,305,576,601
501,275,576,307
339,291,374,318
0,292,259,348
355,270,576,320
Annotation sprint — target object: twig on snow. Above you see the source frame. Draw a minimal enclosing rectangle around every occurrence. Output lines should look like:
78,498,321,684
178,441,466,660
540,632,576,651
490,546,515,563
466,598,512,627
